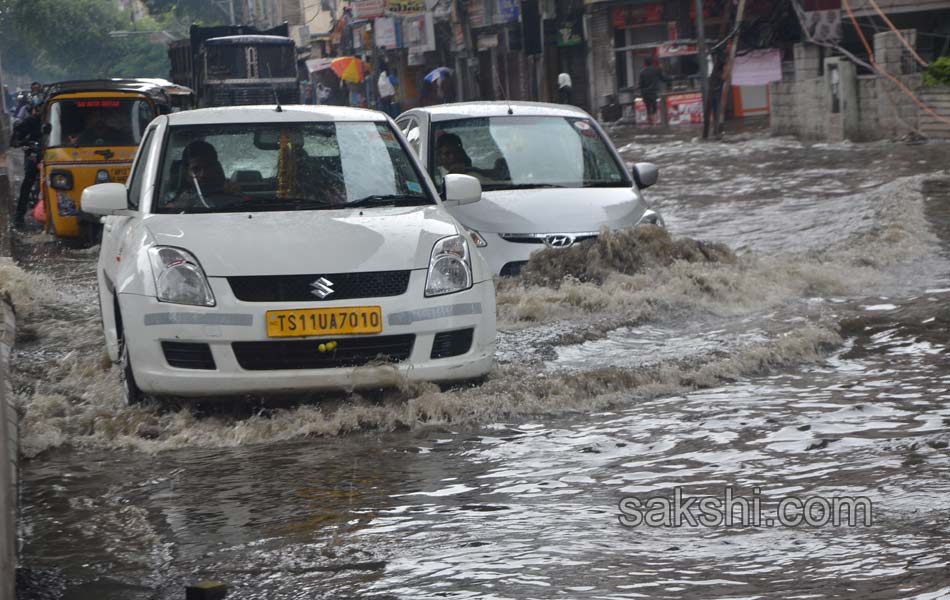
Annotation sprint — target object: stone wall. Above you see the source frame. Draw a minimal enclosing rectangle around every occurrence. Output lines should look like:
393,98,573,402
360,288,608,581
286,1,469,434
770,32,950,141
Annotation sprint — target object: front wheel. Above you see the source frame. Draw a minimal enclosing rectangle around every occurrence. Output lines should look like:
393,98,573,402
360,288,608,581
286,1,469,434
119,336,146,405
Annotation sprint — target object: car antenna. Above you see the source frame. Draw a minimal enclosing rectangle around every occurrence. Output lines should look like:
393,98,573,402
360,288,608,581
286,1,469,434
493,67,513,115
267,64,282,112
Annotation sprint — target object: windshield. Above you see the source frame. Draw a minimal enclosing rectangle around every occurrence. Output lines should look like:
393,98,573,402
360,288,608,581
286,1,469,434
205,44,296,80
430,116,629,190
154,121,432,214
46,98,155,147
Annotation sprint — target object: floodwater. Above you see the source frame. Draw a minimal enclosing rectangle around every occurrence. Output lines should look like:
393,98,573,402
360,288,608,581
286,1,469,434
8,126,950,599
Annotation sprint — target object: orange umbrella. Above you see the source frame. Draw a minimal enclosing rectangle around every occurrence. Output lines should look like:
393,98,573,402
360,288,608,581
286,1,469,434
330,56,371,83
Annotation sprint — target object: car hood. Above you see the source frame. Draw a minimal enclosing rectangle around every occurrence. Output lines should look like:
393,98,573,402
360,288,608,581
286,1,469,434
141,206,459,276
444,187,648,234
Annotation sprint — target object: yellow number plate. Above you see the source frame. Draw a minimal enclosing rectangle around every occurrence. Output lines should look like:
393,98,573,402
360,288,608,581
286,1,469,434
266,306,382,337
111,167,131,182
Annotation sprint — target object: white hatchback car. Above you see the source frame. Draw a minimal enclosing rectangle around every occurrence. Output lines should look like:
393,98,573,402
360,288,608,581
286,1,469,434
82,106,496,402
396,102,663,275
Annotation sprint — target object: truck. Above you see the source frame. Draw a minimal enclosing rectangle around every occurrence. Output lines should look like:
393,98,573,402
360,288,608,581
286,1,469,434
168,23,298,108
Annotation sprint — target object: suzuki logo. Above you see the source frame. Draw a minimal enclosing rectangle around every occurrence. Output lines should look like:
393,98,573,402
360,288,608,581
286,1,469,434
309,277,334,299
545,235,575,248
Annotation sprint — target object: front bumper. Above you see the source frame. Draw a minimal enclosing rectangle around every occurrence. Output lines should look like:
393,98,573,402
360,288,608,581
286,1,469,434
120,271,496,397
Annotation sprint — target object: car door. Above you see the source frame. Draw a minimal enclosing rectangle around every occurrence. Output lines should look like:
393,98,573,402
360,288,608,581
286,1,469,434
100,124,157,284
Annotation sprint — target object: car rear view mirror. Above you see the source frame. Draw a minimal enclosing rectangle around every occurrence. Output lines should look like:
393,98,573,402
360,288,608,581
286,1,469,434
632,162,659,189
443,174,481,205
81,183,130,216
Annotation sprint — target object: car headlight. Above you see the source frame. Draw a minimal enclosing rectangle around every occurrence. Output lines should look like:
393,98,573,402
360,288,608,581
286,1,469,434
96,169,111,184
464,226,488,248
148,246,215,306
425,235,473,297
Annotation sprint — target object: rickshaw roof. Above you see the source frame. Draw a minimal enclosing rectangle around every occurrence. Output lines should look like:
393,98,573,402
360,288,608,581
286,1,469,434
45,79,171,102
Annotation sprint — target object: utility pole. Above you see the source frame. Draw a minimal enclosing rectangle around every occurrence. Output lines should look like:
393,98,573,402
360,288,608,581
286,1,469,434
695,0,709,139
714,0,747,135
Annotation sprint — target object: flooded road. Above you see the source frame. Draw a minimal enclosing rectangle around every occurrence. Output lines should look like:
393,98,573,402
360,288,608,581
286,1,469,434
10,127,950,599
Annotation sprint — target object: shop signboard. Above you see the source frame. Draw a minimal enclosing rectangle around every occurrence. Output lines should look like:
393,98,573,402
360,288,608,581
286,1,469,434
388,0,426,14
352,0,385,19
403,12,435,52
612,3,663,28
375,16,399,49
494,0,520,24
666,92,703,125
658,42,696,58
557,17,583,47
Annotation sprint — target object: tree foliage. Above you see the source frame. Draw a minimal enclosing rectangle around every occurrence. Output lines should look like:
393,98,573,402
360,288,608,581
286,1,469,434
0,0,222,84
923,57,950,87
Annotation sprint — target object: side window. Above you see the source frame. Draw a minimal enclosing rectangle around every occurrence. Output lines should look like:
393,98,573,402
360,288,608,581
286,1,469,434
127,128,155,210
398,118,420,157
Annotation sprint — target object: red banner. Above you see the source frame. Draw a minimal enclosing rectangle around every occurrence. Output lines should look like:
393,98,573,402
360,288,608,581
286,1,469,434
612,4,663,28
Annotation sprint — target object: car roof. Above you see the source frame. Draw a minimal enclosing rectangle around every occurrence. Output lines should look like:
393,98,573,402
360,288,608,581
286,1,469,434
165,105,390,126
407,101,593,121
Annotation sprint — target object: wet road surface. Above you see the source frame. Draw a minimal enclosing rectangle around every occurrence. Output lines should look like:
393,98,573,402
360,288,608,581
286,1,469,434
8,127,950,599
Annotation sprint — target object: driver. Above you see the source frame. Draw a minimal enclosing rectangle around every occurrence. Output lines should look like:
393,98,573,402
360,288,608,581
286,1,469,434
167,140,242,209
76,108,125,146
436,133,508,183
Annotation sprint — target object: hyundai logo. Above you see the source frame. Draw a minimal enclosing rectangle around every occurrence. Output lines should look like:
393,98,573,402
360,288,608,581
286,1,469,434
545,235,575,248
309,277,335,299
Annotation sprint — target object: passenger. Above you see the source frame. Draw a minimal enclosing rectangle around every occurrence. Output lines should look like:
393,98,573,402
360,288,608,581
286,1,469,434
167,140,241,209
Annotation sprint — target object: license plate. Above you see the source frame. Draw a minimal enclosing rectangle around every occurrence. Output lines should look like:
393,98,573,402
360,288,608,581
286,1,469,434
266,306,382,337
111,167,131,182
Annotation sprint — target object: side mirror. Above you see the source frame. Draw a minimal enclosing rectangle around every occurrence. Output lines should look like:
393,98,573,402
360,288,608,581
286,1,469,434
443,174,481,206
632,162,659,189
81,183,130,216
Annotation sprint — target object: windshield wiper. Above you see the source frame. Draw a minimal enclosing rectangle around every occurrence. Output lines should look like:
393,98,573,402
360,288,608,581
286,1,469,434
481,183,566,191
348,194,432,208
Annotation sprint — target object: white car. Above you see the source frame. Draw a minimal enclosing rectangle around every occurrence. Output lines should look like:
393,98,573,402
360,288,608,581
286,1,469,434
396,102,663,276
82,106,496,402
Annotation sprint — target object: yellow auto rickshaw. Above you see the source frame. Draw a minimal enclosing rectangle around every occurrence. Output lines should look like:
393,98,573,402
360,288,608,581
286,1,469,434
39,79,172,243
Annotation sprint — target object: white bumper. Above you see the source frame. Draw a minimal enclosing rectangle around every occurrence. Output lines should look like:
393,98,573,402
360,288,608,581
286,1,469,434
119,271,496,397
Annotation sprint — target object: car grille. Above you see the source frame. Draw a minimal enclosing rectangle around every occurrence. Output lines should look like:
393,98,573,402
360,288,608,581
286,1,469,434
162,342,216,370
430,328,474,359
232,335,415,370
228,271,412,302
500,261,528,277
499,232,599,246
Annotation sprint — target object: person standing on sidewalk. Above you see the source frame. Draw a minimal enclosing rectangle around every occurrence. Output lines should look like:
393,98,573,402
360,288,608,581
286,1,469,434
638,57,671,126
557,72,573,105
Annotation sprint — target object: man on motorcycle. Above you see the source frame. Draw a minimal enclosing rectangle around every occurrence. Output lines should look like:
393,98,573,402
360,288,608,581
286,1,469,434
11,98,43,229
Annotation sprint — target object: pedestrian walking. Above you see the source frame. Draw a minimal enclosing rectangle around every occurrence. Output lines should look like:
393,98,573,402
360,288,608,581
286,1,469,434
557,72,573,105
638,57,671,126
377,63,397,117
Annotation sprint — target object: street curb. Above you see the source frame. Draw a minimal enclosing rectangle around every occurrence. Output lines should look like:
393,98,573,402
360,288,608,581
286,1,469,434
0,295,15,600
0,132,17,600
